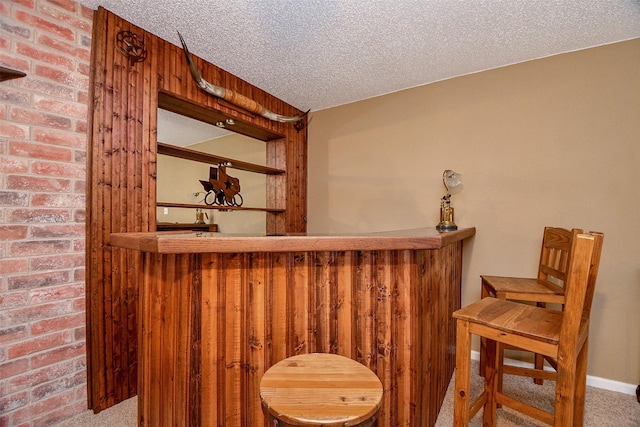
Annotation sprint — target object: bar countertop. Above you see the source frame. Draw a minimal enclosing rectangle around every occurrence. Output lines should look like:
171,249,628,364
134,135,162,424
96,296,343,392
109,226,475,254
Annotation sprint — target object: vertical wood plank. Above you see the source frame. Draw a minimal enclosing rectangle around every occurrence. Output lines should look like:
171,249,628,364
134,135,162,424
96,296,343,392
291,253,309,355
201,253,219,427
248,253,267,426
335,251,354,357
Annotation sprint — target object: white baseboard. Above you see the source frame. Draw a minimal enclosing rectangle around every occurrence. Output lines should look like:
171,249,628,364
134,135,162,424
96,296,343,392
469,350,637,396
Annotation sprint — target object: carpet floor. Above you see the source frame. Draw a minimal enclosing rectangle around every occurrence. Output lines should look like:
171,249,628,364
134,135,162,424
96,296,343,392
57,361,640,426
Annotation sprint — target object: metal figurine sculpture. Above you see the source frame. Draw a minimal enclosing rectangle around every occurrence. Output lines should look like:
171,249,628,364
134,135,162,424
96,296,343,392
199,164,244,207
177,32,309,124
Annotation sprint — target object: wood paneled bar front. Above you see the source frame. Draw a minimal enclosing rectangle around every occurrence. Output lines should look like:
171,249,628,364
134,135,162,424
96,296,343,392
109,227,475,427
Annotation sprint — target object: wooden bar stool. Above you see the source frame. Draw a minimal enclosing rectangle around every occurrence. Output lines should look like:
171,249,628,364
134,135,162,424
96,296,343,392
453,232,604,426
259,353,383,427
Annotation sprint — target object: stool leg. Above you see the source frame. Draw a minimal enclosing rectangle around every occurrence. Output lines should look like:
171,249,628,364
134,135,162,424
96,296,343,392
573,338,589,427
454,319,472,426
482,338,497,426
554,350,578,427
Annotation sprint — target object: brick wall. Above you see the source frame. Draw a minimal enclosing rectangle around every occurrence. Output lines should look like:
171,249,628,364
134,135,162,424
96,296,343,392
0,0,93,425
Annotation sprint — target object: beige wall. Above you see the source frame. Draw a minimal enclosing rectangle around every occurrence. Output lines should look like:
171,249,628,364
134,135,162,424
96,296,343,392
308,38,640,385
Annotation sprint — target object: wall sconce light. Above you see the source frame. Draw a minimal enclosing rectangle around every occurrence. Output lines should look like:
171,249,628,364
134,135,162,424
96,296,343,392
436,169,463,231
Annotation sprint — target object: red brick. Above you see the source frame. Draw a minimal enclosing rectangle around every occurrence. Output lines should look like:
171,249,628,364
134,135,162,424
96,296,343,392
0,326,28,345
7,270,70,291
34,64,88,90
73,267,84,281
0,258,29,275
0,390,28,413
10,140,73,161
0,191,29,207
33,128,86,148
0,225,28,241
30,370,85,401
73,238,84,252
3,301,74,327
0,359,29,380
13,0,35,9
16,76,74,100
8,360,74,391
18,389,74,421
73,179,85,193
30,313,84,336
76,90,88,104
15,10,75,41
31,400,87,427
0,121,29,139
73,326,85,341
0,53,29,72
7,331,72,359
41,4,92,32
29,282,83,304
31,160,85,179
30,342,85,369
6,208,71,223
30,223,84,238
0,87,31,107
9,107,73,130
72,297,84,311
8,237,71,256
37,33,90,61
80,5,93,20
77,61,90,77
16,42,74,71
74,119,86,133
33,95,87,119
74,149,86,163
6,175,71,192
0,156,28,173
30,193,84,208
0,291,28,310
30,252,84,270
45,0,78,13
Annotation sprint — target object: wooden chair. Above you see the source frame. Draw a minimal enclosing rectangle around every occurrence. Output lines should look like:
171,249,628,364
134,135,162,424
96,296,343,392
479,226,583,383
453,232,604,426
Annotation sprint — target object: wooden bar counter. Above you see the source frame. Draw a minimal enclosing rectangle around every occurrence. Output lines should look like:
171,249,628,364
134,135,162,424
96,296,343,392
109,227,475,427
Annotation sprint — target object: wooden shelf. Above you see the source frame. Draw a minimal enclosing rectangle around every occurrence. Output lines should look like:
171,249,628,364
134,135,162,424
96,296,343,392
157,201,285,213
0,66,27,82
156,222,218,232
157,142,285,175
158,91,284,142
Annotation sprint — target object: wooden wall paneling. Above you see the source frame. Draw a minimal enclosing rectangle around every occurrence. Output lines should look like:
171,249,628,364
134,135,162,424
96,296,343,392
85,5,103,410
87,6,307,414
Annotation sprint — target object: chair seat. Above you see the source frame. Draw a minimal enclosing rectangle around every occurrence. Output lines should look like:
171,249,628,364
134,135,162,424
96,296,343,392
481,275,564,303
454,297,563,347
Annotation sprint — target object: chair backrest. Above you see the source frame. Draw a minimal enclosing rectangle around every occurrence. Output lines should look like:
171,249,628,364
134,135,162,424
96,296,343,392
558,232,604,350
537,227,584,292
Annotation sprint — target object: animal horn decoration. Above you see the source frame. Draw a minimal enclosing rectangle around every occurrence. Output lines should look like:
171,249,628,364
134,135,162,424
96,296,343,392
177,32,309,124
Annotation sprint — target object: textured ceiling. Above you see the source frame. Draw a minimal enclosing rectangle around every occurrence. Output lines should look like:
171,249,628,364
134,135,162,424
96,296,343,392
78,0,640,112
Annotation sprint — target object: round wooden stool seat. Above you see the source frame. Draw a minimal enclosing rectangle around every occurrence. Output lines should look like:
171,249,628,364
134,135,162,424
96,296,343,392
259,353,383,427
